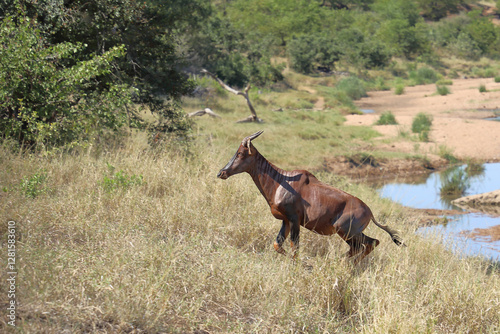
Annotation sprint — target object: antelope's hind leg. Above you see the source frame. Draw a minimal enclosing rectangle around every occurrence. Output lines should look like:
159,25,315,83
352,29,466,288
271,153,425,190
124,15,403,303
347,233,380,264
273,220,290,255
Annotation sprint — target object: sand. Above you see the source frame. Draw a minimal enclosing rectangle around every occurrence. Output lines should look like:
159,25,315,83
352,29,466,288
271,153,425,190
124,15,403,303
347,77,500,161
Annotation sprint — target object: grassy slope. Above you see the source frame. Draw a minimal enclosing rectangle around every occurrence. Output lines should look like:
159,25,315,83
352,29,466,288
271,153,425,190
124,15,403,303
0,133,499,333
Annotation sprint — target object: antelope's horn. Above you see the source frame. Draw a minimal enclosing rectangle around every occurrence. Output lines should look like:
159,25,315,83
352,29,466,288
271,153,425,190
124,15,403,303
242,130,264,154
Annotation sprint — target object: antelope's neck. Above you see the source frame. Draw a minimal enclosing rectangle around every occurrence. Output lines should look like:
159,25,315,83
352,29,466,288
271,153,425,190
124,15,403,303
248,152,287,205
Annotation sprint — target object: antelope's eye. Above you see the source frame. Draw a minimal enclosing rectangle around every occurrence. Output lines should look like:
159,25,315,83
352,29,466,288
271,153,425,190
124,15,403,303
237,152,243,157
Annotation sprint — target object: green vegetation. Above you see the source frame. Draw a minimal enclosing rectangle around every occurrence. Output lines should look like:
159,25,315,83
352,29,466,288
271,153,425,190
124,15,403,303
438,145,459,163
479,84,488,92
436,85,451,95
101,163,144,193
335,77,367,100
411,112,433,141
440,168,470,196
375,111,398,125
394,83,405,95
20,170,48,198
412,112,433,134
466,159,485,176
410,67,440,85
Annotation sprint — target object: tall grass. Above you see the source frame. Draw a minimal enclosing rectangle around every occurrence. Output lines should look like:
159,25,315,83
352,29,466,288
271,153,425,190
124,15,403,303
1,136,499,333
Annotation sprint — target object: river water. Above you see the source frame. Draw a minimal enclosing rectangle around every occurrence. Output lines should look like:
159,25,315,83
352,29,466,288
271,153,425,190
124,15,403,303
377,163,500,260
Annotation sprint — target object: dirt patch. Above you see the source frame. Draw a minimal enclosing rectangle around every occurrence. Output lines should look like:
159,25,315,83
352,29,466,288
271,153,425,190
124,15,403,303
322,155,448,181
349,77,500,162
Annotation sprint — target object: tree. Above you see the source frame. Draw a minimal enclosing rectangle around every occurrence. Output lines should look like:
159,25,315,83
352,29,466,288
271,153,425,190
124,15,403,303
0,16,131,147
465,10,499,55
416,0,462,21
1,0,211,146
186,14,283,88
227,0,324,46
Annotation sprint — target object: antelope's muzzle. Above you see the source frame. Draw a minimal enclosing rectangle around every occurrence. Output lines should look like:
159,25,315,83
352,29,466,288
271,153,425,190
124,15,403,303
217,169,228,179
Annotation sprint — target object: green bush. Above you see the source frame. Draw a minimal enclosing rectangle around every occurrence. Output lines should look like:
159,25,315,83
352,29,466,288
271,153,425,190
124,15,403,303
375,111,398,125
0,16,133,148
495,76,500,83
374,77,390,91
20,171,48,198
440,168,470,197
410,67,439,85
412,113,433,134
448,32,482,60
335,77,367,100
438,145,459,163
288,34,340,74
419,130,430,142
479,84,487,93
395,84,405,95
436,85,450,95
101,163,144,193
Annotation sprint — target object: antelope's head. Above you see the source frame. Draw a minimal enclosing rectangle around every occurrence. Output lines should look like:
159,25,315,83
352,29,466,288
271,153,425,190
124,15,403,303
217,130,264,179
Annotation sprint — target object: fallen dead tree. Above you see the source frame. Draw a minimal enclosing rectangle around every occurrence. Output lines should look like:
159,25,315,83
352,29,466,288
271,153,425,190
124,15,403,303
201,69,263,123
187,108,221,118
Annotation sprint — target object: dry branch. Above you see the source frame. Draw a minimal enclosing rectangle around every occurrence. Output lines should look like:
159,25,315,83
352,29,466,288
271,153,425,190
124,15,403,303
187,108,221,118
201,69,263,123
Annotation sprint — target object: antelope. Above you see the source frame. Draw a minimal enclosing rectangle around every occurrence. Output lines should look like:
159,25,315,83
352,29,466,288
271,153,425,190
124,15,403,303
217,131,405,263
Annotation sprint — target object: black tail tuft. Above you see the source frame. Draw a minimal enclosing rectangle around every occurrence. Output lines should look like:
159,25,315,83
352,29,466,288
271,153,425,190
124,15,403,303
392,235,406,247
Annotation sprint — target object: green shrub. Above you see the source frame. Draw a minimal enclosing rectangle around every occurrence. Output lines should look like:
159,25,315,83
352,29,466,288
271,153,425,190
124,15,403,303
419,130,430,142
335,77,367,100
440,168,470,197
101,163,144,193
375,111,398,125
409,67,439,85
479,84,487,93
288,34,340,74
436,85,450,95
495,76,500,83
20,171,48,198
0,16,133,148
438,145,459,163
412,113,433,134
394,84,405,95
374,77,390,91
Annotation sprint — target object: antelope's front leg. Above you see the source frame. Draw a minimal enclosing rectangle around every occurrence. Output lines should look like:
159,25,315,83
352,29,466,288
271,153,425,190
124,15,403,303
273,220,290,255
290,221,300,259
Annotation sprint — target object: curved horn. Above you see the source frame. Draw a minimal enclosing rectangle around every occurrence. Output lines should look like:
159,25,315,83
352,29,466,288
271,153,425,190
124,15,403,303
242,130,264,154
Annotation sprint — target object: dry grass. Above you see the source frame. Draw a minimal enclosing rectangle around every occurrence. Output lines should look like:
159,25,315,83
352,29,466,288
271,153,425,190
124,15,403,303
0,135,499,333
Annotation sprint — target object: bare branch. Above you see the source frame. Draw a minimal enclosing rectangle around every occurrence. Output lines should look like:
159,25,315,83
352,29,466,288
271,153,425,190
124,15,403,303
187,108,221,118
201,69,262,123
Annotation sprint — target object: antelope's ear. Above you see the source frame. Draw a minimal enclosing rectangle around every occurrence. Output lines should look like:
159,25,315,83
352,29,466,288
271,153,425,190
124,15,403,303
245,139,253,155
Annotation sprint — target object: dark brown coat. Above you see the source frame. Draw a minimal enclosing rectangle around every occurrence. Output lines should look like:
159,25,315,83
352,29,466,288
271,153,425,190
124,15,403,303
217,131,404,262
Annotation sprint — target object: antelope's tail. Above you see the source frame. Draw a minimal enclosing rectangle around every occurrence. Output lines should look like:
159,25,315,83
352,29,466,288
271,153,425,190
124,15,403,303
371,217,406,247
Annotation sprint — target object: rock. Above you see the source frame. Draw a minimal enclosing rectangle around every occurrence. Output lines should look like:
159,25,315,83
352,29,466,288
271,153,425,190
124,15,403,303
452,190,500,216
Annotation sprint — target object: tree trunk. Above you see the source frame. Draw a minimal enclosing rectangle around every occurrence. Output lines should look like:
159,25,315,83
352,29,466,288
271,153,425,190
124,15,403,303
201,69,263,123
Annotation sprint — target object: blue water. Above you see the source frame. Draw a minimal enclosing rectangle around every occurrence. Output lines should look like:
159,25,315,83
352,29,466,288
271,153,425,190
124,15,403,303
378,163,500,260
360,109,375,114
